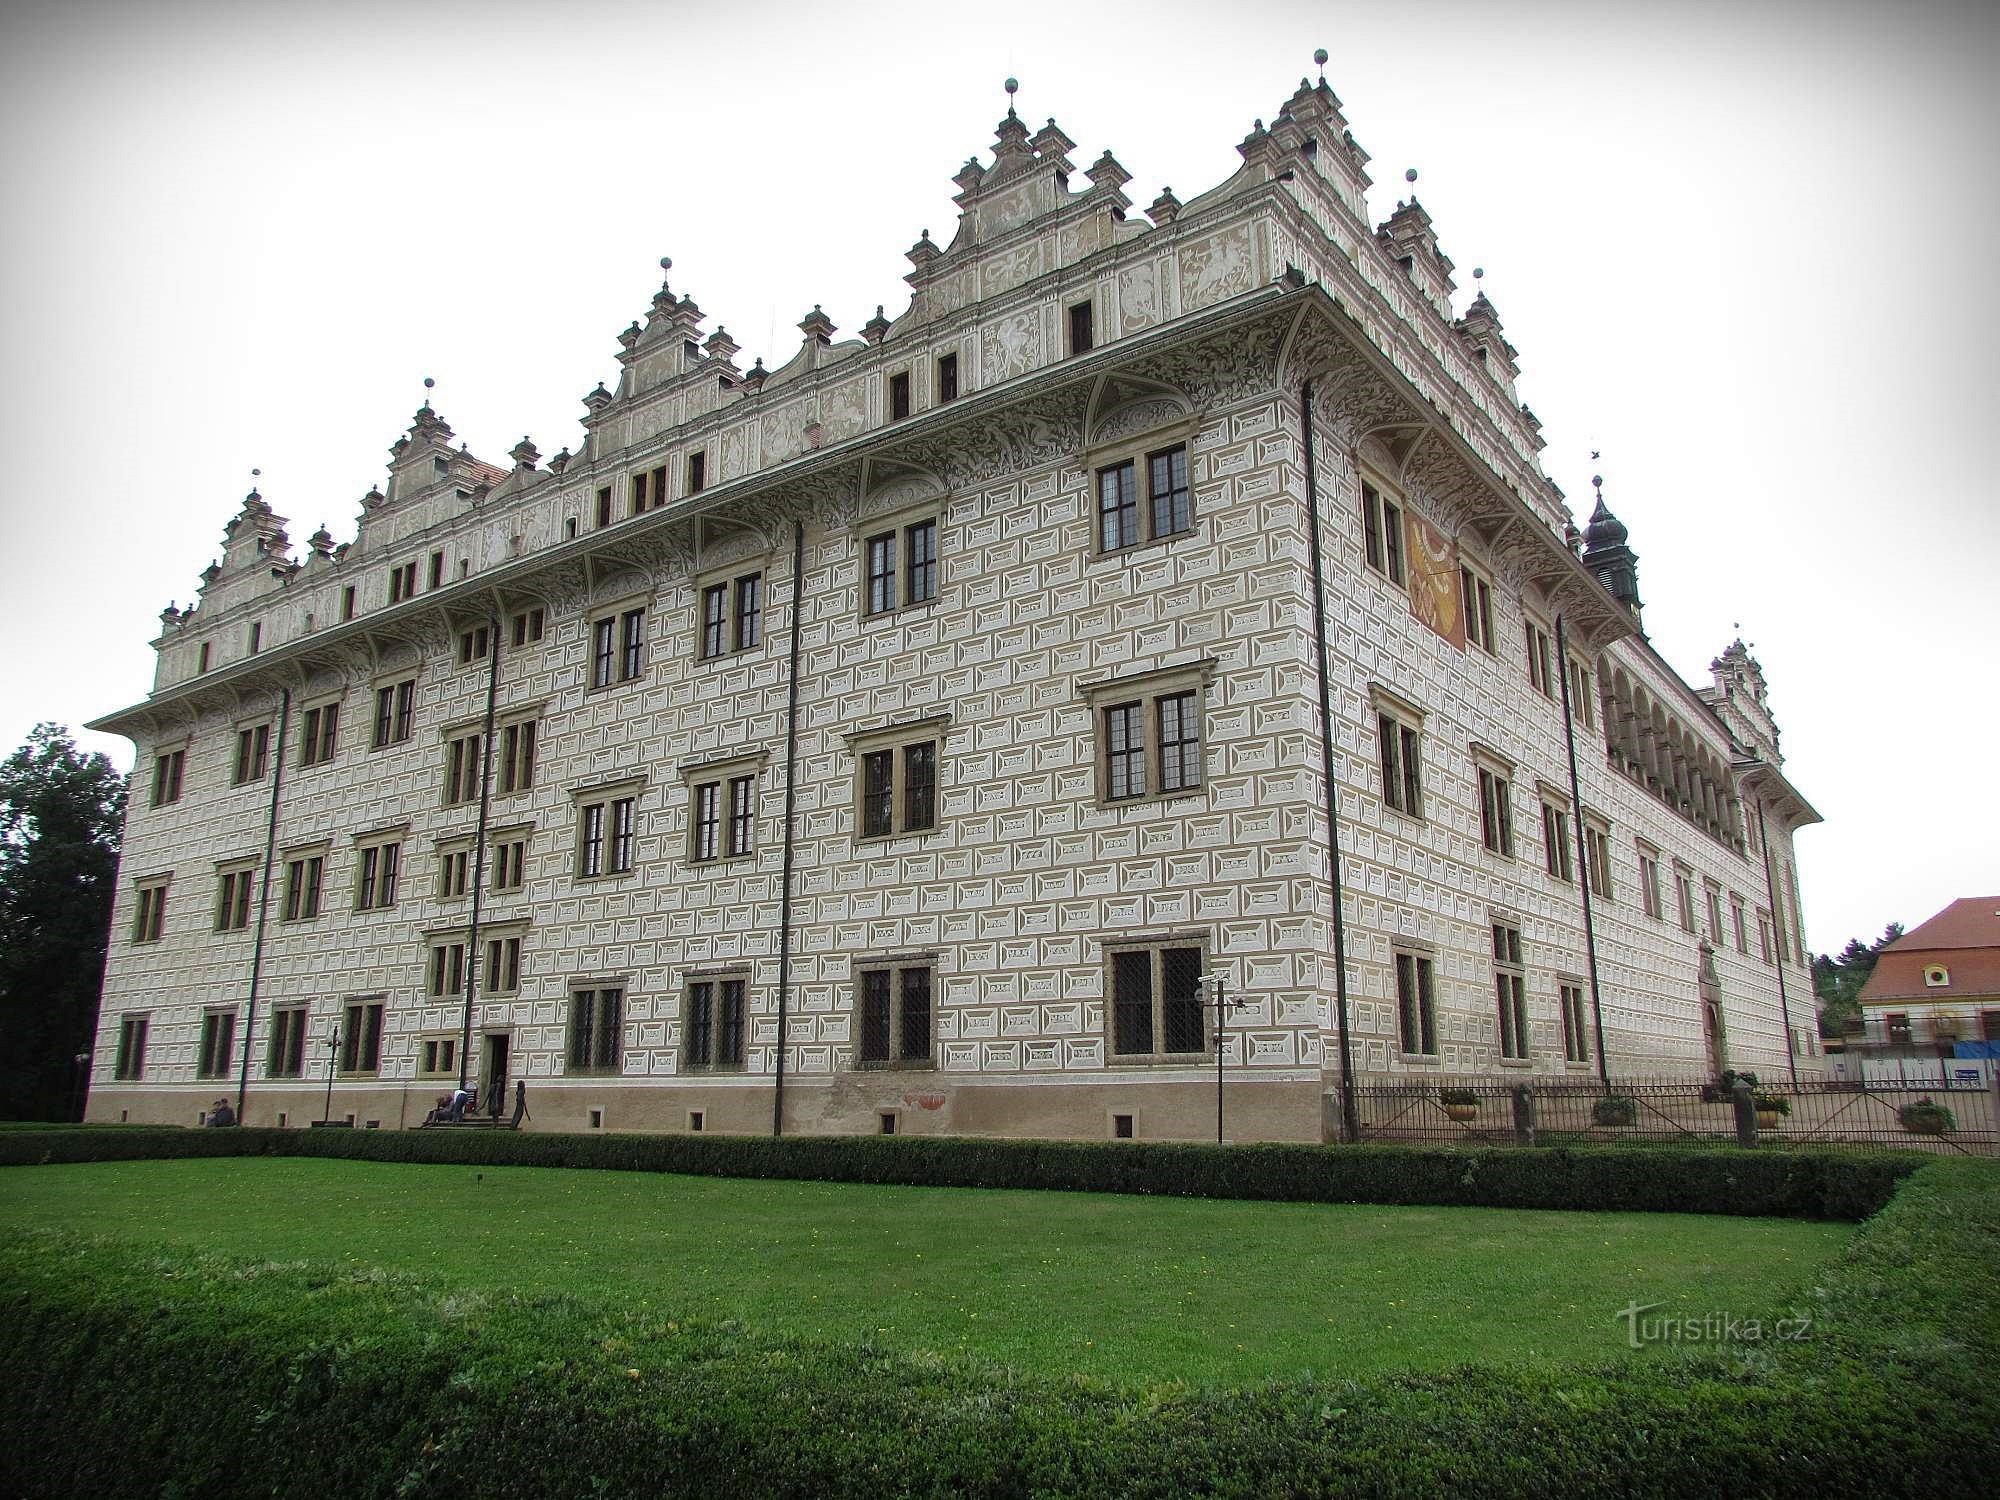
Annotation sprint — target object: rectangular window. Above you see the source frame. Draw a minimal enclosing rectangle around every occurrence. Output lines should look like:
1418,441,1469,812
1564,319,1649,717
372,679,415,748
1461,565,1495,653
1478,764,1514,857
686,450,706,495
419,1037,457,1077
114,1013,149,1080
1493,923,1528,1060
1377,711,1423,818
499,720,537,794
198,1011,236,1079
492,833,527,892
215,865,255,932
1638,845,1663,920
151,749,185,807
1108,942,1206,1058
1525,621,1555,698
690,781,721,862
1093,670,1209,806
568,987,624,1073
389,561,416,603
444,731,484,806
1395,951,1437,1057
233,724,270,785
1705,882,1725,945
734,574,762,651
592,608,646,687
282,854,323,921
428,552,445,590
596,486,613,528
856,963,934,1067
132,881,168,943
340,1000,384,1073
356,840,402,911
863,520,940,616
1559,982,1590,1064
631,464,668,516
699,584,727,659
1097,445,1192,553
429,941,466,999
457,626,491,665
438,845,470,899
854,731,941,840
1567,658,1596,728
1361,482,1404,585
340,585,356,623
936,352,958,403
1730,894,1749,954
1675,868,1697,933
577,792,638,878
683,976,748,1070
1068,299,1095,355
889,370,912,421
484,935,521,995
198,641,211,672
1541,798,1574,882
727,775,756,857
1584,823,1613,901
301,702,339,767
268,1006,308,1078
510,608,545,648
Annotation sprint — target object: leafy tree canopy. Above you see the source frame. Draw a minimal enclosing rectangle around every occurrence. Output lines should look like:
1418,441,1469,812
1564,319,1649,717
0,724,126,1119
1814,922,1904,1038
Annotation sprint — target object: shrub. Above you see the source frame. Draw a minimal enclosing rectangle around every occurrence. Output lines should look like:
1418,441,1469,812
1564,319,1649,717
1,1159,1995,1498
1438,1087,1479,1107
1593,1095,1639,1127
0,1126,1920,1221
1754,1093,1792,1117
1899,1099,1956,1135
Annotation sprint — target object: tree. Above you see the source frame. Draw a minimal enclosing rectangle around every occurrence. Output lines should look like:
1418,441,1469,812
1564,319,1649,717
0,724,126,1119
1813,922,1905,1039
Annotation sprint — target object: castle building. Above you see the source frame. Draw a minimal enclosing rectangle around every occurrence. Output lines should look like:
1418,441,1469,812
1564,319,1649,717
87,63,1823,1140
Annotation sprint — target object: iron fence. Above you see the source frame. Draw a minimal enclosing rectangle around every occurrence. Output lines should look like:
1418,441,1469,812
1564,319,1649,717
1352,1076,1999,1156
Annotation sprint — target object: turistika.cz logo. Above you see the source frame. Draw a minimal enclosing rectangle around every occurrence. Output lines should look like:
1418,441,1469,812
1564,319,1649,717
1614,1302,1814,1349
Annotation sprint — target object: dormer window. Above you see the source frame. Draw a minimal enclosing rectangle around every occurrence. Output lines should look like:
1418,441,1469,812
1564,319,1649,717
1925,966,1951,988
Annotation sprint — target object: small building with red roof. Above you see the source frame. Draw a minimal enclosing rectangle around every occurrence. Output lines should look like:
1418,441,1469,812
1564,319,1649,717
1852,898,2000,1083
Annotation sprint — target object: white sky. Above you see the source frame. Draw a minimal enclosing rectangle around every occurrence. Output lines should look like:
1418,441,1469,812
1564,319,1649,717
1,0,1993,956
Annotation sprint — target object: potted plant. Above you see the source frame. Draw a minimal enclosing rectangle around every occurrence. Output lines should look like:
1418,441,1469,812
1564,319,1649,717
1753,1092,1790,1129
1593,1094,1638,1127
1439,1087,1480,1123
1701,1069,1760,1105
1899,1098,1957,1136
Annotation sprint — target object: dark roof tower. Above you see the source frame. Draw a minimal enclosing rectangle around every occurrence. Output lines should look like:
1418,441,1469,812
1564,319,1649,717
1581,474,1641,625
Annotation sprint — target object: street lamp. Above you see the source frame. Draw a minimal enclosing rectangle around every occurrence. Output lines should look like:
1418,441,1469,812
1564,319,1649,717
320,1020,341,1125
1207,972,1252,1145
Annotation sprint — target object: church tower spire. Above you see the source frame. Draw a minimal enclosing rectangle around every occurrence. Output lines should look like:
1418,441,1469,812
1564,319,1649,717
1580,472,1642,625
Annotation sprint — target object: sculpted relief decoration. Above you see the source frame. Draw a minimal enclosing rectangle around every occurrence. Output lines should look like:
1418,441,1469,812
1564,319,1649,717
1119,261,1160,334
980,309,1041,383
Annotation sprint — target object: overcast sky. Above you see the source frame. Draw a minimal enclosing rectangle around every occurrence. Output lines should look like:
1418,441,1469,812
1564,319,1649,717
1,0,1993,955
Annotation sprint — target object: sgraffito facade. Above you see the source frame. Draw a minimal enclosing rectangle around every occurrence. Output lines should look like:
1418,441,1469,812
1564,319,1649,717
88,66,1822,1139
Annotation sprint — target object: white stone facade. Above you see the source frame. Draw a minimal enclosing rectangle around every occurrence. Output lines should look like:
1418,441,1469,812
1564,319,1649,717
87,69,1823,1140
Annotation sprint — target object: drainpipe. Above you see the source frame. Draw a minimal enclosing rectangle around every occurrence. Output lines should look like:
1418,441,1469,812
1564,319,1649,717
236,687,291,1121
1754,800,1801,1085
771,519,806,1136
459,616,503,1091
1554,616,1611,1089
1299,382,1360,1144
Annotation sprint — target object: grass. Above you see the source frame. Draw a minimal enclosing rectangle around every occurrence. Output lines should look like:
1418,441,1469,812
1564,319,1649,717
0,1156,1853,1384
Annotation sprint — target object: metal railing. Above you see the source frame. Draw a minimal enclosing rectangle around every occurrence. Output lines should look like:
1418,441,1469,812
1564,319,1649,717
1353,1076,1998,1156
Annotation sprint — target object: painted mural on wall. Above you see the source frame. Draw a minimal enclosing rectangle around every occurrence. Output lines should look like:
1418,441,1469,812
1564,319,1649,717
1404,511,1464,648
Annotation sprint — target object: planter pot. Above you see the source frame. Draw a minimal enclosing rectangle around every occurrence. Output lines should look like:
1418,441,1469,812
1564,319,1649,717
1901,1117,1950,1136
1443,1104,1479,1123
1755,1109,1781,1129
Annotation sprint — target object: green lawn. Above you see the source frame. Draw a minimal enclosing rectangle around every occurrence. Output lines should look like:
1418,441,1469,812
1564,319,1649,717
0,1157,1853,1384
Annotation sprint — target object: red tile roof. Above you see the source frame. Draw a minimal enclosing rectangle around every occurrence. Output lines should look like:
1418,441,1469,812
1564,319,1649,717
1860,898,2000,1004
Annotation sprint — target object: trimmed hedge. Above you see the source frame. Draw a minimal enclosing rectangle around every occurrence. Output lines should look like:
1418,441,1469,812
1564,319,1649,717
3,1157,1997,1497
0,1125,1922,1219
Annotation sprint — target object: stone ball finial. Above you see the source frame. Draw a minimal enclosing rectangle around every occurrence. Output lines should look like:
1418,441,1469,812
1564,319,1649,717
1005,77,1018,96
660,256,672,271
1314,47,1328,67
1405,168,1418,183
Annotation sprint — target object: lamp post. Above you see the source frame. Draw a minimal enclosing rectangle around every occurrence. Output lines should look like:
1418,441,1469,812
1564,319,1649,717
1207,973,1251,1145
320,1020,341,1125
